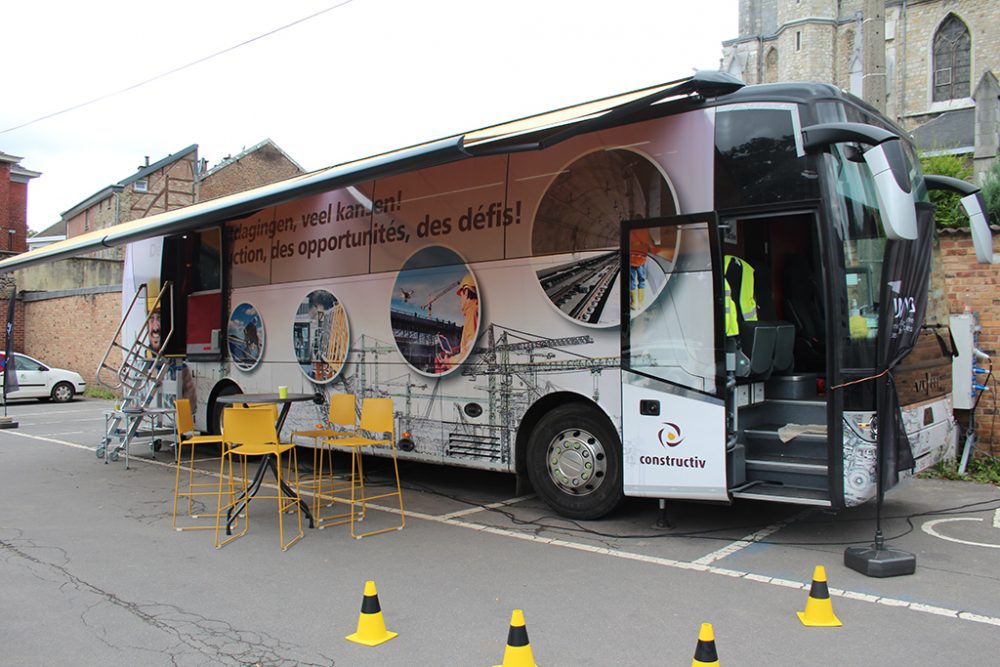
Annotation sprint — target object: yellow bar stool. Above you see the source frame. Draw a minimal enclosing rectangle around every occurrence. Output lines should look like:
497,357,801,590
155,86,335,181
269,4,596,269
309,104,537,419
215,406,304,551
245,402,294,482
292,394,358,528
172,399,229,531
325,397,405,539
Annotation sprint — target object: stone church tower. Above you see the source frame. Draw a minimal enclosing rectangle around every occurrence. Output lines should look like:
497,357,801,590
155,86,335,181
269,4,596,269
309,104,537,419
722,1,999,180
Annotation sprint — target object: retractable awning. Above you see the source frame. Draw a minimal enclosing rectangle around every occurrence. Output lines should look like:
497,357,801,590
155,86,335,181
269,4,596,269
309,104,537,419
0,71,742,274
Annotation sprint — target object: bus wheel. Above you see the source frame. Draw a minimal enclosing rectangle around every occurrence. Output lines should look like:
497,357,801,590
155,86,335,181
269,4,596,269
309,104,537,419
526,404,623,520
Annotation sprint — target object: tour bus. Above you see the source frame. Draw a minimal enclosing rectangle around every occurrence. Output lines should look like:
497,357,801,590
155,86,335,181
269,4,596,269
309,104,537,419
4,71,990,519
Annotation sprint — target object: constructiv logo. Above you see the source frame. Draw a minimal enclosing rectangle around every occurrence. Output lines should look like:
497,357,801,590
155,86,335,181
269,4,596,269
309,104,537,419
658,422,684,447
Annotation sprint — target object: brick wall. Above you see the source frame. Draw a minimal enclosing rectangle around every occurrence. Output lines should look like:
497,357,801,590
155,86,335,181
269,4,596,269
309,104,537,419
21,291,122,389
937,228,1000,455
199,143,304,202
0,297,26,355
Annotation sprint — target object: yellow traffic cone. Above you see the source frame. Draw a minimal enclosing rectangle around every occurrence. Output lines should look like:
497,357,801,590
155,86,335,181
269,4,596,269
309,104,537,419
691,622,720,666
345,580,398,646
797,565,842,627
493,609,538,667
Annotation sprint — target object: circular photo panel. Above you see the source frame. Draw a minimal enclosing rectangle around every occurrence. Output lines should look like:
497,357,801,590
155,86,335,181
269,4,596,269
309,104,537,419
293,289,350,383
228,302,265,372
390,246,480,377
530,148,677,327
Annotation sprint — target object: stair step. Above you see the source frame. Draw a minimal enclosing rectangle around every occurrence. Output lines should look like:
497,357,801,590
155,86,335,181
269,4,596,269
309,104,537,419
744,424,827,441
731,483,831,506
745,455,827,473
741,398,827,427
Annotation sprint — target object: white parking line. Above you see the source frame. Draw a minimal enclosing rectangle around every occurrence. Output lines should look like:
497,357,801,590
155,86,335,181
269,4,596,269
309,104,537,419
692,513,805,565
922,517,1000,549
6,429,1000,629
5,408,107,417
3,431,95,452
438,495,535,520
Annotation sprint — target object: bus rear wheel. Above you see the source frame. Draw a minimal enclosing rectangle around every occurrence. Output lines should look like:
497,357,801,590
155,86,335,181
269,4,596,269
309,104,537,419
526,404,623,520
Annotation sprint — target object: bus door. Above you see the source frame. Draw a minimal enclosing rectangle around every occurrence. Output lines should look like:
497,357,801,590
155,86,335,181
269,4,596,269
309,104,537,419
161,227,224,360
620,213,730,501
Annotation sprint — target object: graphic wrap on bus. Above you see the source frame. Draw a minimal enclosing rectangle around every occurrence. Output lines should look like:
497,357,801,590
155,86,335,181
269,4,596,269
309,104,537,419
205,111,715,485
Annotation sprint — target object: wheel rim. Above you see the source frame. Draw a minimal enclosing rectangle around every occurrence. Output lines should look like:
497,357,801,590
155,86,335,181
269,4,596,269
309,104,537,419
545,427,607,496
54,385,71,401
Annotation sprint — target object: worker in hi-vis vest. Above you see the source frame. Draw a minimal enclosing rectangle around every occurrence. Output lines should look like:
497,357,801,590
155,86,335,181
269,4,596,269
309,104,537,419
724,255,758,336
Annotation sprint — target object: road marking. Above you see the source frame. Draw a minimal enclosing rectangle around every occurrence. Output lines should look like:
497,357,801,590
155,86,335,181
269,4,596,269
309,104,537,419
2,431,95,452
692,513,805,565
921,517,1000,549
6,428,1000,629
438,495,535,520
994,508,1000,530
5,408,106,417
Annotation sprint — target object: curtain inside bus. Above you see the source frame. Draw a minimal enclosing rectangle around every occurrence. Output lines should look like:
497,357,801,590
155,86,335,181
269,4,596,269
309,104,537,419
876,203,935,488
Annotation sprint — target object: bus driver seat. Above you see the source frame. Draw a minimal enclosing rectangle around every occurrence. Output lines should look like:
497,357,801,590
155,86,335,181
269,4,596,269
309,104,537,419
724,255,779,380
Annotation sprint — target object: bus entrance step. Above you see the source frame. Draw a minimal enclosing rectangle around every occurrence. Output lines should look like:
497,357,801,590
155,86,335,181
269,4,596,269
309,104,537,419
731,483,831,507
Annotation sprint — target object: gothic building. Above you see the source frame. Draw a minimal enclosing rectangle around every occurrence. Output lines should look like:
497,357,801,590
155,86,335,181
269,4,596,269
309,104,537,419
723,0,999,179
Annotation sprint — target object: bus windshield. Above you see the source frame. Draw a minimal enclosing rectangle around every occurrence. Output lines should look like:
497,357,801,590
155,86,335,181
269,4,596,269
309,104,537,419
820,105,931,371
829,143,885,369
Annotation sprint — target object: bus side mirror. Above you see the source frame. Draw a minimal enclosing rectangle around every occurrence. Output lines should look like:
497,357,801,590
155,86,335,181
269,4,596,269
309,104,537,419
961,193,999,264
924,174,998,264
861,141,918,241
802,122,918,241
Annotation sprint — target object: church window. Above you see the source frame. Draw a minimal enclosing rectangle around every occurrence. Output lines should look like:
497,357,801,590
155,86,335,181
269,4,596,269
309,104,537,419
933,14,971,101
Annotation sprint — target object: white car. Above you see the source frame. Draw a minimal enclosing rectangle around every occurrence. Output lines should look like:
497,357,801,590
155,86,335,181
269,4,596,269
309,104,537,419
0,353,87,403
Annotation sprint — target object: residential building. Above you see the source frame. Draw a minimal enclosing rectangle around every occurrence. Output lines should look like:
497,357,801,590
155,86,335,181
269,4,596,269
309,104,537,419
0,151,40,259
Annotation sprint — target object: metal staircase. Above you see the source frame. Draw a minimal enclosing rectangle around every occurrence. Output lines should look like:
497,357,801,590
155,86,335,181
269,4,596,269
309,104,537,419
96,282,176,468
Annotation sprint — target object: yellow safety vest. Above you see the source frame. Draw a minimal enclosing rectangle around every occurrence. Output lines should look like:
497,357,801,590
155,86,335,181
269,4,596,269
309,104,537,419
724,255,758,336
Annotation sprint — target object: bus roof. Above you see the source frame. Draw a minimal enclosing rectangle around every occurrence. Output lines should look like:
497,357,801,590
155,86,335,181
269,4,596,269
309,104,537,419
0,71,742,274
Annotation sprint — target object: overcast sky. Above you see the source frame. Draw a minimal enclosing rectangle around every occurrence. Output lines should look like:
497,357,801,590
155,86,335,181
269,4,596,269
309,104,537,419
2,0,738,232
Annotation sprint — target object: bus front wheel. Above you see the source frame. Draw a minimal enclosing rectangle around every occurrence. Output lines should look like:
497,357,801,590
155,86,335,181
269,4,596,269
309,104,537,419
526,404,623,520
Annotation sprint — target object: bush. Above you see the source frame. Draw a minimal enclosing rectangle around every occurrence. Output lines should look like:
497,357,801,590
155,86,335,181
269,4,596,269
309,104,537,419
920,154,974,228
980,158,1000,226
920,455,1000,486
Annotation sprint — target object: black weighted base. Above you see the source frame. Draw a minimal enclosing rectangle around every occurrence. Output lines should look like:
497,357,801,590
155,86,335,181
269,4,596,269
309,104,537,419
844,544,916,578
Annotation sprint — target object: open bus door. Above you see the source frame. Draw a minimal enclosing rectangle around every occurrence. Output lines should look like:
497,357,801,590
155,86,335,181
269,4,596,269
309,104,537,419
160,227,225,360
620,213,732,502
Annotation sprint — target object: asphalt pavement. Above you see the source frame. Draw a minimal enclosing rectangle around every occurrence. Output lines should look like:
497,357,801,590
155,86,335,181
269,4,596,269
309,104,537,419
1,398,998,666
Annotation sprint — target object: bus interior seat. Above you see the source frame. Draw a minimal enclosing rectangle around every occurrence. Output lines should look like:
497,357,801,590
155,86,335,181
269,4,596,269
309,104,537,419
736,321,777,380
782,254,825,372
751,260,796,375
771,323,795,374
726,255,787,381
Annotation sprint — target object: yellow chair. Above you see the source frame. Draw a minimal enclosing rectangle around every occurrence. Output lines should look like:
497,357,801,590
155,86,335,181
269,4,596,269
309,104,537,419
292,394,359,528
215,406,304,550
172,399,229,531
246,402,279,420
245,402,294,481
324,397,404,539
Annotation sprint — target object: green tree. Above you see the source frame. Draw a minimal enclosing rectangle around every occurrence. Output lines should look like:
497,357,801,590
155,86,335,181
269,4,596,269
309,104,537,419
920,154,973,228
980,158,1000,226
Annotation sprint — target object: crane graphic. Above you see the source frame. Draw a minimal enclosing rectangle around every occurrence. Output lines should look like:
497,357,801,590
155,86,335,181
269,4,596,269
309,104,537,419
420,280,460,318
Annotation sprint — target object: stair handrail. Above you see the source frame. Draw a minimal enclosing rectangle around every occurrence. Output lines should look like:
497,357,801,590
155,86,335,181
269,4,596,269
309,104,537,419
96,284,148,390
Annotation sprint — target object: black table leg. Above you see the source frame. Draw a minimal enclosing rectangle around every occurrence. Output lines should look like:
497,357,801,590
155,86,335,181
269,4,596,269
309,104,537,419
226,453,314,533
